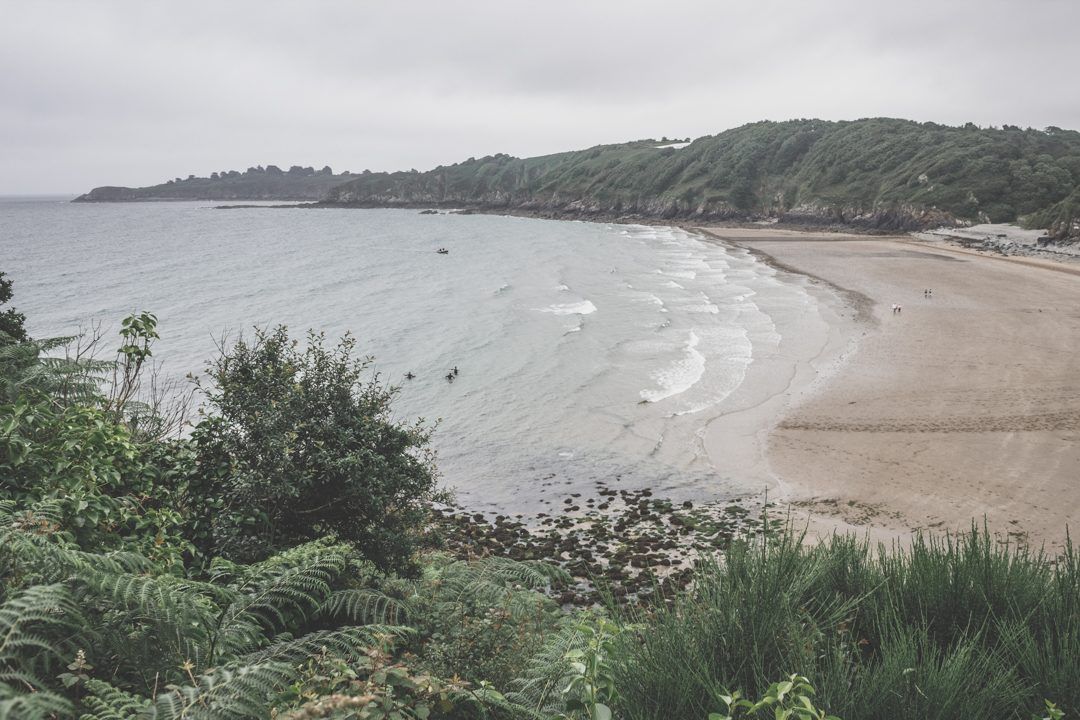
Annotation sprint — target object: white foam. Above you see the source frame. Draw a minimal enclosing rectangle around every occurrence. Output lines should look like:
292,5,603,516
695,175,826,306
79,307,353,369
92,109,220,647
539,300,597,316
640,330,706,403
661,269,697,280
663,280,684,289
556,284,570,291
638,293,665,308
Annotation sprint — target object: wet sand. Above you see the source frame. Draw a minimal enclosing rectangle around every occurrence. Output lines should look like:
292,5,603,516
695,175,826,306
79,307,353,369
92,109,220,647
697,227,1080,551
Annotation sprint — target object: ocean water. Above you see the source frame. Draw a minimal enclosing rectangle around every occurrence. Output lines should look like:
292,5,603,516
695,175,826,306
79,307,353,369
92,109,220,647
1,198,822,512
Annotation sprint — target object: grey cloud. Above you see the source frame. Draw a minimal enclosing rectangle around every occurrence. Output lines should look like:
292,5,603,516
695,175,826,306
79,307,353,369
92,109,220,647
1,0,1077,194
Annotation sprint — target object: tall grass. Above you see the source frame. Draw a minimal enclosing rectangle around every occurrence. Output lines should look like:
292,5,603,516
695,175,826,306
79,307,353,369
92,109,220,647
610,526,1077,720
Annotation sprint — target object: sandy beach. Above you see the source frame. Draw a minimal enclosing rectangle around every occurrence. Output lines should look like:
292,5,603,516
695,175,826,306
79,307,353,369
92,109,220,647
697,227,1080,551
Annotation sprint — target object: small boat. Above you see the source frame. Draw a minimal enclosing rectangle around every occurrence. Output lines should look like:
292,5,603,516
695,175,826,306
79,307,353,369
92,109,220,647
436,248,449,254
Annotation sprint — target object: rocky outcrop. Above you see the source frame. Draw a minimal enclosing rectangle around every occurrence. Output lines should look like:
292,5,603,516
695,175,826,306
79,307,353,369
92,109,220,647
323,186,961,232
778,203,962,232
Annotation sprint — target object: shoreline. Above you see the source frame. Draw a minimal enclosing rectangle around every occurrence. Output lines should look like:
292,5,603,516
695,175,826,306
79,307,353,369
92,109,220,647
207,206,1079,550
691,227,876,536
57,199,1080,549
701,228,1080,551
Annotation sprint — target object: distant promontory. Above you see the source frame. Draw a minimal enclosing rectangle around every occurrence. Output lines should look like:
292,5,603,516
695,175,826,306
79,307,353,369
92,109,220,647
75,119,1080,240
73,165,355,202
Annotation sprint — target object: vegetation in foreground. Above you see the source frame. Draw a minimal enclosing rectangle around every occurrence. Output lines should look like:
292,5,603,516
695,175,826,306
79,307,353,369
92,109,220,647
0,271,1075,719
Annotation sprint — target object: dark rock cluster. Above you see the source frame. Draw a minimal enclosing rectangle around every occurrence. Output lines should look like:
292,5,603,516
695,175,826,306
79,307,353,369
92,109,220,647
425,482,777,608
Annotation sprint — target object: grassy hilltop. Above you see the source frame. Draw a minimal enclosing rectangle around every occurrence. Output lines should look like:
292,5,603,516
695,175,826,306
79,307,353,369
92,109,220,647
326,118,1080,238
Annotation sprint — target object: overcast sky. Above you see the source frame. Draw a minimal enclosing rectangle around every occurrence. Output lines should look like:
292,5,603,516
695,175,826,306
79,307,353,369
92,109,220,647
2,0,1077,194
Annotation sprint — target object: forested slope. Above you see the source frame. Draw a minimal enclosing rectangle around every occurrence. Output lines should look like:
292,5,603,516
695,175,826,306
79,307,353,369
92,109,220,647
325,119,1080,237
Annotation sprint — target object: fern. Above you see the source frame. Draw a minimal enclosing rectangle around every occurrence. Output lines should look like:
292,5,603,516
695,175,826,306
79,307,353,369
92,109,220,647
79,679,151,720
2,502,567,717
0,688,73,720
0,336,110,406
223,555,345,632
425,555,569,619
0,508,155,579
503,620,587,714
147,662,298,720
0,584,80,720
319,588,413,625
237,624,412,666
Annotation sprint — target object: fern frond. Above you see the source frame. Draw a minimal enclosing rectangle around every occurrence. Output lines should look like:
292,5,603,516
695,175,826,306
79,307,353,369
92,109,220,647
222,546,349,633
0,335,111,405
79,678,151,720
0,683,73,720
147,662,297,720
0,521,153,579
427,556,567,618
237,624,412,666
318,588,413,625
503,619,585,713
0,585,80,719
0,584,79,675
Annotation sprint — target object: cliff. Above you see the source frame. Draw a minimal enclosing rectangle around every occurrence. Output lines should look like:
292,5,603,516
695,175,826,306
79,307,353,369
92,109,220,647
323,119,1080,237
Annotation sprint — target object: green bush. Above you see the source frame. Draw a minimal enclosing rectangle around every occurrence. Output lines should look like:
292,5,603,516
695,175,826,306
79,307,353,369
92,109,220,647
187,327,442,573
0,397,191,565
0,271,27,344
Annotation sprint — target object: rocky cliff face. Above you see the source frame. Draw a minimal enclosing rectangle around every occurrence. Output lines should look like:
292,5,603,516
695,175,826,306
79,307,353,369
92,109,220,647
323,184,960,231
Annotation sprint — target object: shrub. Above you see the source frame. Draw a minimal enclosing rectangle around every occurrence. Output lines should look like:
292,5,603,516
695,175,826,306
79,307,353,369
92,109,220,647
0,397,191,564
0,270,27,344
188,327,442,573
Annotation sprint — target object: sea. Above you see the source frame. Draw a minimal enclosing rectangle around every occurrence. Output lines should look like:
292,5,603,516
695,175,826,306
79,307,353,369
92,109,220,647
0,197,830,513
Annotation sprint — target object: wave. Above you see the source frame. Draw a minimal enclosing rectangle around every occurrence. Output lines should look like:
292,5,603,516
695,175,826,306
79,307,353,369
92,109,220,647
539,300,597,316
639,330,706,403
634,293,666,311
494,283,511,295
563,316,587,336
659,269,697,280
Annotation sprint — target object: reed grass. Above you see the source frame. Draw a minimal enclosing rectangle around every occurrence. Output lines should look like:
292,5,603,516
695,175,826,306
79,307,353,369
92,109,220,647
610,525,1077,719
